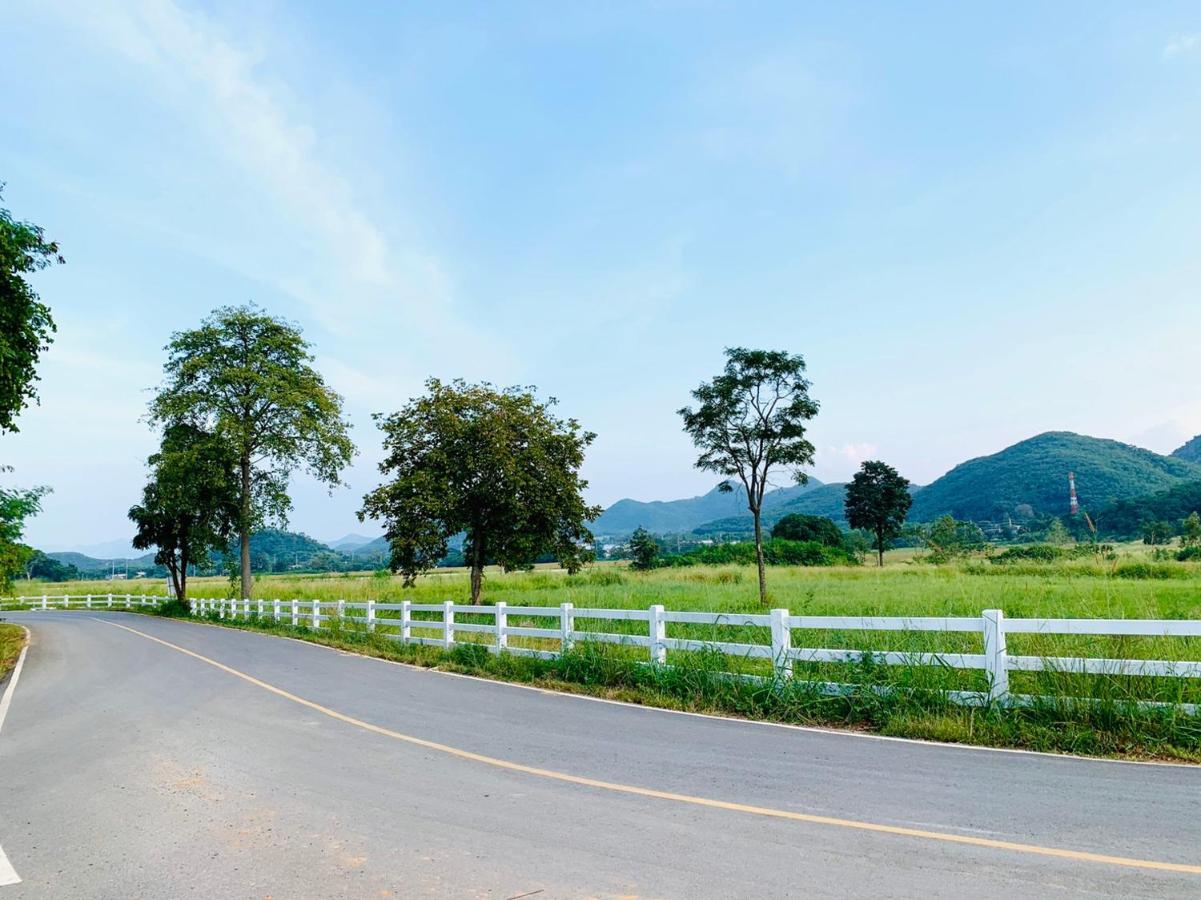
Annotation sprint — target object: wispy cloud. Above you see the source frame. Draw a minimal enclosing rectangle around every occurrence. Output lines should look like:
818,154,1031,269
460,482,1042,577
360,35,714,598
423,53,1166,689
1164,33,1200,58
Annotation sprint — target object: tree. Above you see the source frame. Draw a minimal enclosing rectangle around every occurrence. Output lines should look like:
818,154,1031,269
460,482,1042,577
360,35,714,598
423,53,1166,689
679,348,819,604
1044,518,1073,546
844,461,912,567
0,477,48,591
359,379,601,604
922,514,985,563
22,550,79,582
150,305,355,600
1181,512,1201,549
628,527,660,571
129,424,239,601
1142,519,1174,546
1,186,63,433
771,513,844,548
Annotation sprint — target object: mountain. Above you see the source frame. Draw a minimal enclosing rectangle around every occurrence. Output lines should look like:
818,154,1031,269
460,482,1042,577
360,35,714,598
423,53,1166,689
48,538,142,560
1173,435,1201,464
693,483,852,534
593,479,824,536
326,533,379,551
47,550,158,573
908,431,1201,522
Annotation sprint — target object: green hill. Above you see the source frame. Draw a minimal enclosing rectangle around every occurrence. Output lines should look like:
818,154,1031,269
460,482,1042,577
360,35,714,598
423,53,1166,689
908,431,1201,522
593,479,823,536
1173,435,1201,463
692,483,852,535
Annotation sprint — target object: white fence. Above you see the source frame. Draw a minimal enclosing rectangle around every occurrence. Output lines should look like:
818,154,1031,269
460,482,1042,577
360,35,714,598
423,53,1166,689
7,593,1201,709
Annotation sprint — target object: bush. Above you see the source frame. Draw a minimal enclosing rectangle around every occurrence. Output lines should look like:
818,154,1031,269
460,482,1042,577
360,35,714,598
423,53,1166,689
662,538,855,568
1176,546,1201,562
770,514,845,547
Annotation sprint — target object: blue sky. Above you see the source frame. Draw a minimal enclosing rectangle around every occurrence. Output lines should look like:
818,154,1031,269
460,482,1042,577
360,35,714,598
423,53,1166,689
5,1,1201,552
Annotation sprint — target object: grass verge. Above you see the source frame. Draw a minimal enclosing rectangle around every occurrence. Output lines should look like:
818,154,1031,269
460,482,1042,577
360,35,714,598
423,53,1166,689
0,622,27,682
150,604,1201,763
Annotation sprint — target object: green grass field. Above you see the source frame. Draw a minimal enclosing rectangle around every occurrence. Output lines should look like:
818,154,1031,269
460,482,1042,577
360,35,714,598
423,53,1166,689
0,623,26,682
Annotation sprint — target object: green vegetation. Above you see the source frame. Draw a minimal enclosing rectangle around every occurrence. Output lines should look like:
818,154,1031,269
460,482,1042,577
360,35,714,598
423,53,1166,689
129,423,238,600
1097,480,1201,540
1173,434,1201,463
0,622,24,681
770,513,844,547
679,348,820,604
845,460,913,567
0,185,62,434
0,483,48,591
909,431,1201,523
360,379,600,604
150,305,356,600
627,527,659,571
596,480,824,536
660,539,856,567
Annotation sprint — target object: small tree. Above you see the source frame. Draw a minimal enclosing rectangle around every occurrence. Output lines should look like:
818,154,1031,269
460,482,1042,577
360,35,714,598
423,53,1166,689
922,514,985,563
844,461,912,567
1044,518,1073,545
129,424,239,601
679,348,819,604
1,186,63,434
1141,520,1174,546
771,513,844,548
628,527,660,571
150,305,355,600
359,379,601,604
0,475,48,591
1181,512,1201,549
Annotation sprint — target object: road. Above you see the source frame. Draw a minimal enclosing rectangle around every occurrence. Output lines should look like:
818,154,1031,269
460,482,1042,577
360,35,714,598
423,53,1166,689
0,611,1199,899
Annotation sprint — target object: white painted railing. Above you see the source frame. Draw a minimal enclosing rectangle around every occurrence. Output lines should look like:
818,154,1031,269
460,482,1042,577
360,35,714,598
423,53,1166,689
6,593,1199,709
184,597,1201,709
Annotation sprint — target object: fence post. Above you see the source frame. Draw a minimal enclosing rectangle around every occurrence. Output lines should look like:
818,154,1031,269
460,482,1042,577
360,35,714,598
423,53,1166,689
495,601,507,652
243,598,250,618
125,594,131,610
560,602,575,654
42,594,48,610
86,594,92,609
400,600,410,643
311,600,320,630
362,599,374,633
107,593,113,608
443,600,455,648
982,609,1009,703
770,608,793,681
291,599,299,627
337,599,345,622
272,598,280,622
649,604,666,664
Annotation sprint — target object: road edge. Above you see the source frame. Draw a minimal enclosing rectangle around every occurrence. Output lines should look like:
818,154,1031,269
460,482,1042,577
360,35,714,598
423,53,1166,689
0,624,29,887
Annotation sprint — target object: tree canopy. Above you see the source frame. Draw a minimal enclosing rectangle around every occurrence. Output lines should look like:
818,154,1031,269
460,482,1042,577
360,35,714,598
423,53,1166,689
360,379,600,604
0,186,62,434
149,305,354,599
844,460,912,567
0,477,48,591
770,513,844,548
129,423,239,601
679,347,819,604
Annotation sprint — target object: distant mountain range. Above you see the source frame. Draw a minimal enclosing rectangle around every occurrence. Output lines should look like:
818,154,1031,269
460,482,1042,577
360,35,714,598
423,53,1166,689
596,431,1201,537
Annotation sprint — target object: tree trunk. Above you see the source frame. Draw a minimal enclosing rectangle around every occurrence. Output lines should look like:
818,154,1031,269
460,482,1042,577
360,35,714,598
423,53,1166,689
240,453,253,600
752,508,767,605
470,538,484,605
178,548,188,603
876,527,885,567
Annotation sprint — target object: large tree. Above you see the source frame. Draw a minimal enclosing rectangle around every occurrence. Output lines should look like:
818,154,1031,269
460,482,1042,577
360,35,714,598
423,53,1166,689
129,423,239,601
844,460,912,567
679,348,819,604
0,477,48,591
1,186,62,434
360,379,600,604
150,306,354,600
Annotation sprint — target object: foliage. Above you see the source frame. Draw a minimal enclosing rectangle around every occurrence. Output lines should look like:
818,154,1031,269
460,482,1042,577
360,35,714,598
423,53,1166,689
845,461,912,566
770,513,844,547
21,549,78,582
0,478,48,591
1182,512,1201,549
1142,519,1175,546
988,543,1108,565
1098,480,1201,539
908,431,1201,523
150,305,354,600
627,526,660,571
0,186,62,433
1172,434,1201,463
921,515,986,563
360,378,600,603
129,424,239,600
679,347,819,604
661,538,855,568
1044,518,1074,545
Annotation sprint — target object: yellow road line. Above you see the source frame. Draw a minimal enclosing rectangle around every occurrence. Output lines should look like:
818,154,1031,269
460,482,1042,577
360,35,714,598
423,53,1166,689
97,618,1201,876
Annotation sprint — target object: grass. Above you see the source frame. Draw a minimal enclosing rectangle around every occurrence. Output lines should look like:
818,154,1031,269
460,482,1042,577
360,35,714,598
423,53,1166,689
0,623,26,682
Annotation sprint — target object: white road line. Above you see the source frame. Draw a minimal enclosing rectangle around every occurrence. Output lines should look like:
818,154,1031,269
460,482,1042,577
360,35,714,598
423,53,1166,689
0,628,29,888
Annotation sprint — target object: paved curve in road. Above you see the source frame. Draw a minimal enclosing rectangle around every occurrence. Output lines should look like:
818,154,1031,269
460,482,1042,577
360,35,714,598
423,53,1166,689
1,611,1199,899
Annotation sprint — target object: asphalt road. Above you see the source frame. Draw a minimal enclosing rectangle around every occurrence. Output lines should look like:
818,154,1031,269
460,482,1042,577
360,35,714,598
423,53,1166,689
1,611,1199,899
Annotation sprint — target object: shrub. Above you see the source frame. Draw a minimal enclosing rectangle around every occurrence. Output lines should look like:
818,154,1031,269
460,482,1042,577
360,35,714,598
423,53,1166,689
770,514,845,547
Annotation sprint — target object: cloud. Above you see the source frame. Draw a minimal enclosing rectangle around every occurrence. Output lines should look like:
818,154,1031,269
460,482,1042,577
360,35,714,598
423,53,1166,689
824,442,878,467
1164,33,1200,58
41,0,454,338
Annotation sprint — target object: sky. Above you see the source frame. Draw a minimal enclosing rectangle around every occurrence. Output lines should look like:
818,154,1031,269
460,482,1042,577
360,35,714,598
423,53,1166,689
4,1,1201,553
